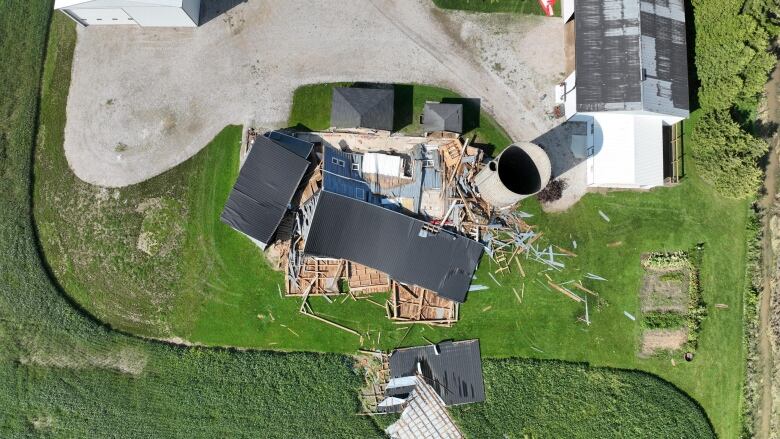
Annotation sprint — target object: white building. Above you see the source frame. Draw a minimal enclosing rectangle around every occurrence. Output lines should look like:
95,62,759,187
556,0,689,188
55,0,200,27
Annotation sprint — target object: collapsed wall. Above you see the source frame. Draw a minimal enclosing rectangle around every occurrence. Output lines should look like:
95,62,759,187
473,142,551,209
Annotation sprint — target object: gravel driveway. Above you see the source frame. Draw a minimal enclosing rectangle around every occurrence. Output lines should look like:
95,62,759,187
64,0,566,187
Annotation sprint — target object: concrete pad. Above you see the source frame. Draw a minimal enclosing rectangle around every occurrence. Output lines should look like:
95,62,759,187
63,0,567,187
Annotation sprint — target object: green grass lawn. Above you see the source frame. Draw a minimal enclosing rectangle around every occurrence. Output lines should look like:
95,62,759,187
433,0,561,15
30,16,747,439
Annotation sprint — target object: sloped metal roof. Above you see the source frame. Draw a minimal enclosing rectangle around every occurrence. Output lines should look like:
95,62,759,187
422,103,463,133
302,191,482,302
389,340,485,406
220,135,311,246
331,87,395,131
575,0,689,116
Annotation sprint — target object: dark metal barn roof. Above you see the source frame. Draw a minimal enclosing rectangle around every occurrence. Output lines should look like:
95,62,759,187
422,103,463,133
220,135,311,246
331,87,395,131
302,191,482,302
574,0,689,117
389,340,485,406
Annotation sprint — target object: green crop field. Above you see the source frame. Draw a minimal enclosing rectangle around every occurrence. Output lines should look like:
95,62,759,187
19,5,751,439
2,6,381,438
453,359,714,437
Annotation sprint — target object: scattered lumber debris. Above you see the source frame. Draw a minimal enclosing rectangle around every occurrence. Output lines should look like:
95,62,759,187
388,281,458,327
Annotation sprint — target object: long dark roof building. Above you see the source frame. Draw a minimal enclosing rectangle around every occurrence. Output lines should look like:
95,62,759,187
302,191,482,302
389,340,485,406
331,87,395,131
220,134,312,247
574,0,689,117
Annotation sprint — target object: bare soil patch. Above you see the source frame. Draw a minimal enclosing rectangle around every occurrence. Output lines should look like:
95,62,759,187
640,329,689,357
640,267,690,313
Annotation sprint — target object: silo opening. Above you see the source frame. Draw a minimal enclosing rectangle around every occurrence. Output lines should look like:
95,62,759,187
497,146,542,195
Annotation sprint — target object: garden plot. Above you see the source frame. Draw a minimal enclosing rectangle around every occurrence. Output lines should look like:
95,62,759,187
639,267,691,313
638,251,706,357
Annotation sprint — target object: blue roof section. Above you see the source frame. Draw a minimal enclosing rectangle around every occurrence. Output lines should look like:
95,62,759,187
265,131,313,159
322,146,382,205
322,144,444,214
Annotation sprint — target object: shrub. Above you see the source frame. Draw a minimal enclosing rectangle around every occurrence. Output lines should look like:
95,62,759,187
691,110,767,198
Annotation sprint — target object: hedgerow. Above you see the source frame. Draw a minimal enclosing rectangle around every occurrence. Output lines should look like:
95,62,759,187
690,0,777,198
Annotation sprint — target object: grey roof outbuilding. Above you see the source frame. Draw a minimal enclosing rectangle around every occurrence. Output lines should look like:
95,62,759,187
389,340,485,406
302,191,482,302
574,0,689,117
220,135,312,247
422,103,463,133
331,87,395,131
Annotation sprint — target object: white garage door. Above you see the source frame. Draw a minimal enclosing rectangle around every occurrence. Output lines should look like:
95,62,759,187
68,8,135,25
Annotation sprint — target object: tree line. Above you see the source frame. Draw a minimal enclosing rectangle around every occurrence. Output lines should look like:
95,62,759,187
691,0,779,198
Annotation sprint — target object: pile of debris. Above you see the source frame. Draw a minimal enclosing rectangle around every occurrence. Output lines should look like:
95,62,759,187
275,128,560,329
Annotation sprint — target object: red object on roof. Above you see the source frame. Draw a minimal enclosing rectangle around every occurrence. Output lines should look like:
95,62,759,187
537,0,556,16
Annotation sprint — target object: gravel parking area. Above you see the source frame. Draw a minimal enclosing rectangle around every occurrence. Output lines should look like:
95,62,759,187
64,0,567,189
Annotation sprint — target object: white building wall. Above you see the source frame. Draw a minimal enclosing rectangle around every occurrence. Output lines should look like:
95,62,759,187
563,0,575,22
633,116,665,187
587,113,637,187
125,6,197,27
55,0,199,27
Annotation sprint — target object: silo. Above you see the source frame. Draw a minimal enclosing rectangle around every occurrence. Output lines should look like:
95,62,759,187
473,142,552,209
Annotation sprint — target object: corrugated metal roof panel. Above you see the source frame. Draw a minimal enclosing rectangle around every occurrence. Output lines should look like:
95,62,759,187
303,191,482,302
220,136,310,245
389,340,485,406
574,0,689,115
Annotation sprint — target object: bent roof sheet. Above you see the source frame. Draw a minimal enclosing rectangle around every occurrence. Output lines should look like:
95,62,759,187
575,0,689,116
389,340,485,406
303,191,482,302
220,136,310,246
331,87,395,131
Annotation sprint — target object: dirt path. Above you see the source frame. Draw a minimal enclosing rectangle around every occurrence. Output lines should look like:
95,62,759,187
757,53,780,439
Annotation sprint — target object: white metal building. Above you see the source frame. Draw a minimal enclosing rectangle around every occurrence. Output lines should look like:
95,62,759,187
556,0,689,189
54,0,200,27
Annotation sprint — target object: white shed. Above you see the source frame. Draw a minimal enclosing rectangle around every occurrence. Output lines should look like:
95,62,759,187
55,0,200,27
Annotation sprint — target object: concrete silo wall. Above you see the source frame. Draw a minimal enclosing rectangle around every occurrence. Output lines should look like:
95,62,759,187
474,143,551,209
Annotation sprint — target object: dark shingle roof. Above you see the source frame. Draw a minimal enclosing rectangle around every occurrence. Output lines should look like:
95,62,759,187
331,87,395,131
422,103,463,133
575,0,689,116
220,135,311,246
303,191,482,302
389,340,485,406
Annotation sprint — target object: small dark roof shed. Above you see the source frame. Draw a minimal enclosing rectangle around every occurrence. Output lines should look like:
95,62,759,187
331,87,395,131
389,340,485,406
220,135,311,247
303,191,482,302
422,103,463,133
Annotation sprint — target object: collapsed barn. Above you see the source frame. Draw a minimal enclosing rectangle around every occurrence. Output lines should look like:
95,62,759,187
221,86,553,327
